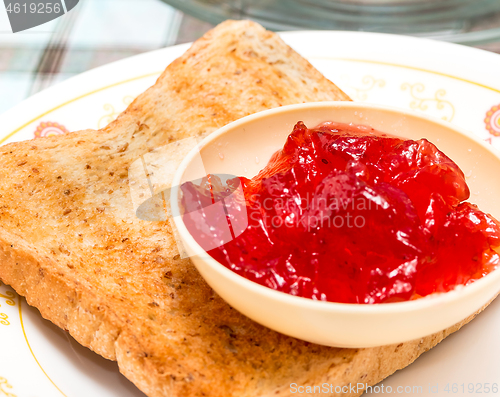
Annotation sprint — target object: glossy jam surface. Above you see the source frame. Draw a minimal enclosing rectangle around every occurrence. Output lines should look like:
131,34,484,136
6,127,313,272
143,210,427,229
181,122,500,304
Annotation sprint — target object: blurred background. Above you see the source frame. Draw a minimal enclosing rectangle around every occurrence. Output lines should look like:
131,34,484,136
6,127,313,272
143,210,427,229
1,0,500,114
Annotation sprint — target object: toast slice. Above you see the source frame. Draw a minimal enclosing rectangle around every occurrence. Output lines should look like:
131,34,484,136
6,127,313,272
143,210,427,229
0,20,491,397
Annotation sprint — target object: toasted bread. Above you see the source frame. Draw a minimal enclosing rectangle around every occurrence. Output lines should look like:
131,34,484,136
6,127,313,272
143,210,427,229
0,20,491,397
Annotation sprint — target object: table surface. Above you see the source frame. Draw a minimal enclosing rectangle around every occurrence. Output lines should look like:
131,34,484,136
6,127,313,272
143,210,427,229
0,0,498,116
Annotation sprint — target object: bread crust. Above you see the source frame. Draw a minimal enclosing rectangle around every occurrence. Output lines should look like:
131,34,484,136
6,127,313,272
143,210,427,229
0,20,493,397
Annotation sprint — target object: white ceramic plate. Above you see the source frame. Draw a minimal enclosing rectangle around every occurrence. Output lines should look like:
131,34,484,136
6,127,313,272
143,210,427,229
0,31,500,397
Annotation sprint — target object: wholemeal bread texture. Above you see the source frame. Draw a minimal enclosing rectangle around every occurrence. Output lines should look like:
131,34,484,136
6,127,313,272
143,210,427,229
0,20,491,397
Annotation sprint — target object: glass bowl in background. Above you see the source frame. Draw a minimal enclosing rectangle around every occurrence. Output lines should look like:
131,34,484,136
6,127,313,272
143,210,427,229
160,0,500,45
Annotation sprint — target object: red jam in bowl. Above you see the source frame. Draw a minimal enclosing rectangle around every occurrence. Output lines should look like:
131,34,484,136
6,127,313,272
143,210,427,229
180,122,500,304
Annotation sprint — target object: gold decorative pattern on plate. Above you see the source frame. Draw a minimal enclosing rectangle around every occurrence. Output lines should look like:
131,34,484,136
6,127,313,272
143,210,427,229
0,378,16,397
349,75,386,101
0,282,16,306
0,314,9,326
0,281,16,326
34,121,69,139
401,82,456,122
98,95,135,129
19,300,68,397
485,104,500,137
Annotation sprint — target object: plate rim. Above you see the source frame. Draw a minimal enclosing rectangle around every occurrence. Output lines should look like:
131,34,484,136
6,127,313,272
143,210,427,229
2,30,500,145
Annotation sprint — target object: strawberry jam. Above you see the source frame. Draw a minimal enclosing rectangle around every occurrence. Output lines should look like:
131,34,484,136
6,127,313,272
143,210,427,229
181,122,500,304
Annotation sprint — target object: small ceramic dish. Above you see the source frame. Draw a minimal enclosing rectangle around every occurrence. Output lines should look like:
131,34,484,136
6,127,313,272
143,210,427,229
170,102,500,348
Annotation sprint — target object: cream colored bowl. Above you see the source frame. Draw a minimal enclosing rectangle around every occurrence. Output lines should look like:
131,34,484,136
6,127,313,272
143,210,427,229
170,102,500,348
